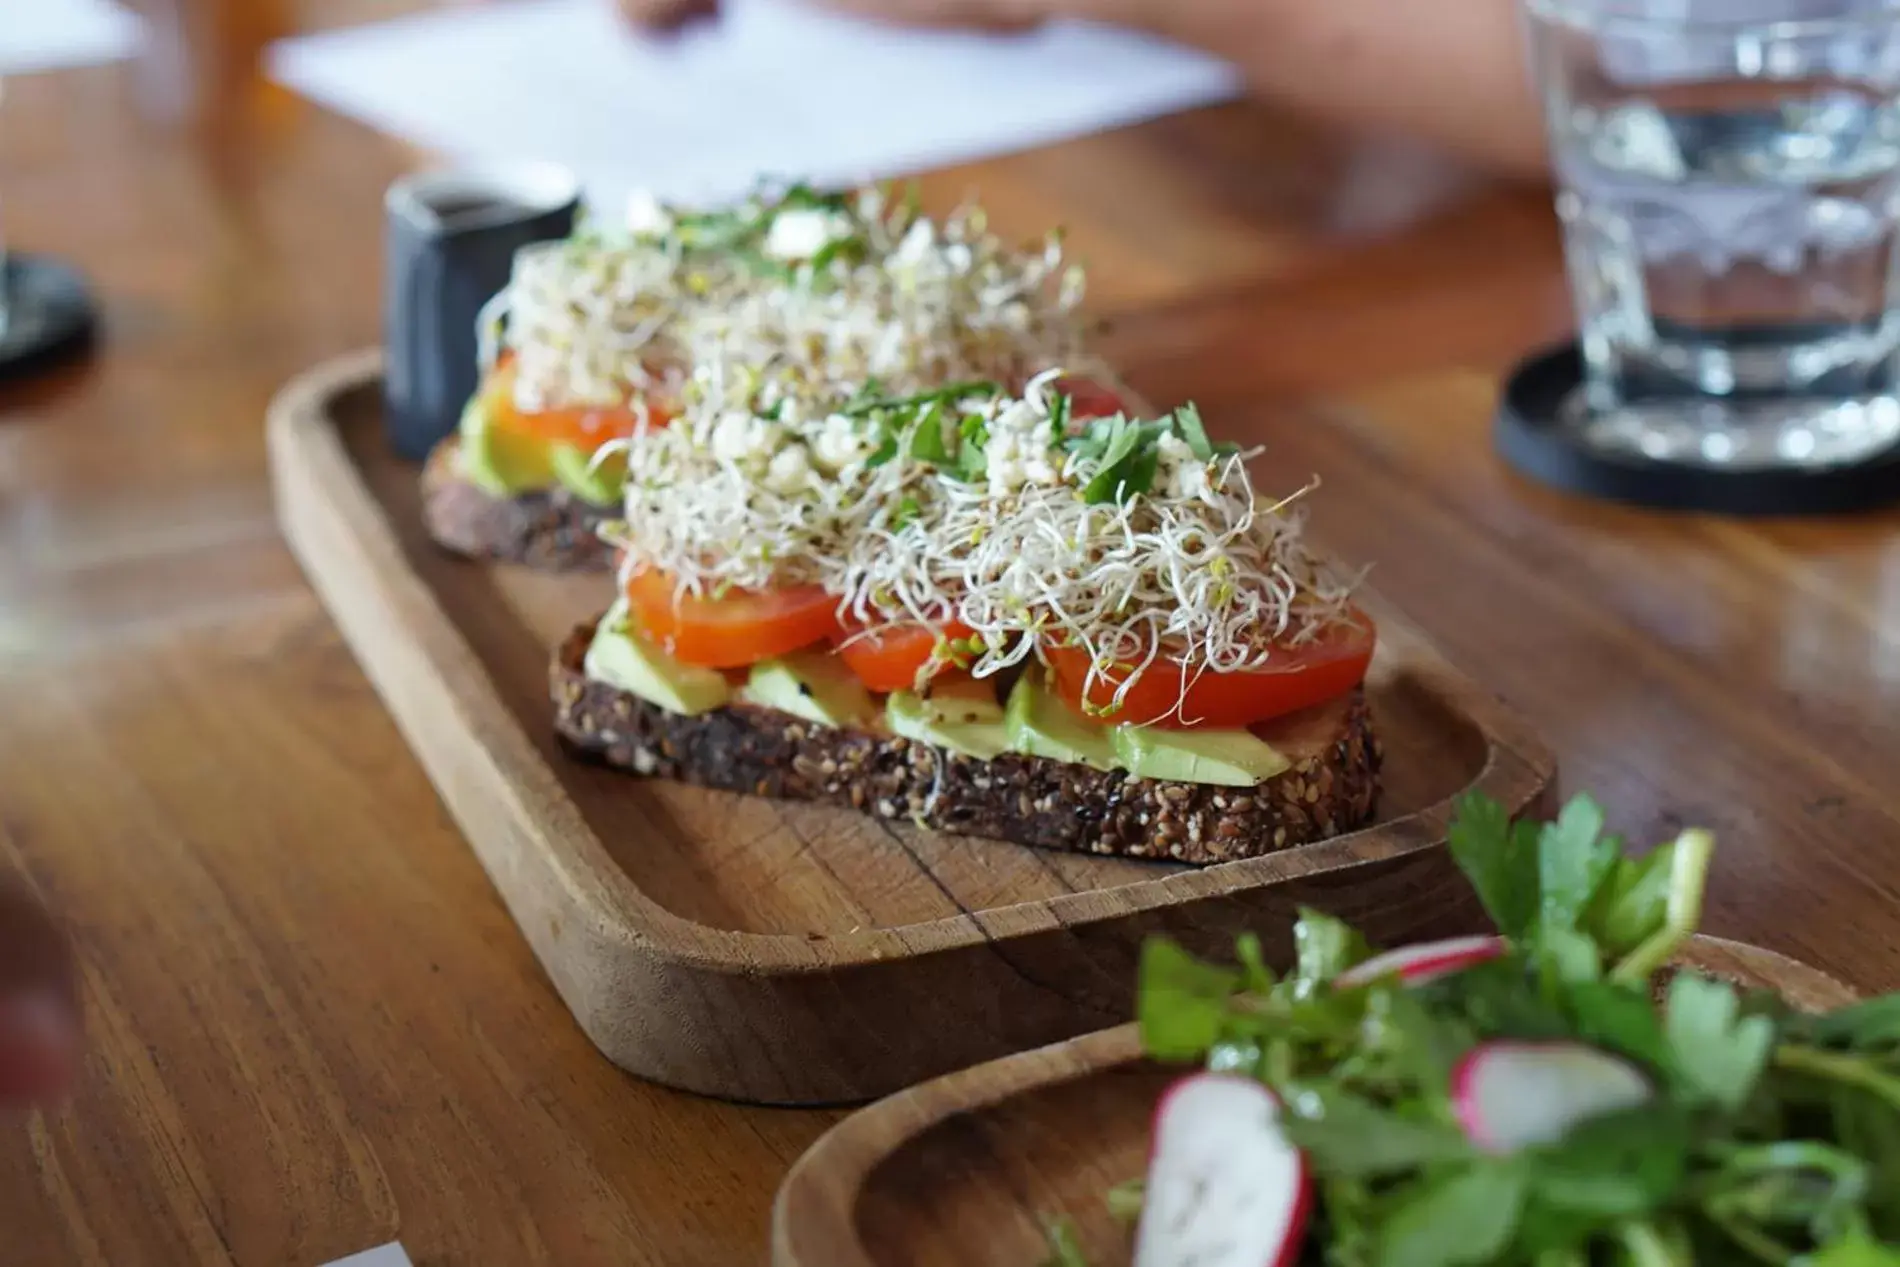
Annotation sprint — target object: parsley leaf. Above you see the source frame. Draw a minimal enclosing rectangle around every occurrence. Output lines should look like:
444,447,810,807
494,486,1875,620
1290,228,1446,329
1293,907,1369,987
1374,1163,1526,1267
1281,1086,1469,1177
1447,791,1540,939
1526,1103,1689,1219
1564,978,1672,1068
1798,994,1900,1050
1136,938,1239,1061
1666,973,1774,1110
1537,793,1620,932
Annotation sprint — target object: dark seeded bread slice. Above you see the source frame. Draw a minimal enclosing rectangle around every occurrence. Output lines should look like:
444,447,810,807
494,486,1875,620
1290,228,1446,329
420,436,615,572
550,618,1382,864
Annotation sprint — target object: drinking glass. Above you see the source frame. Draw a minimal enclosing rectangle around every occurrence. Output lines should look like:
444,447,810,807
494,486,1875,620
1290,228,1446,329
1525,0,1900,469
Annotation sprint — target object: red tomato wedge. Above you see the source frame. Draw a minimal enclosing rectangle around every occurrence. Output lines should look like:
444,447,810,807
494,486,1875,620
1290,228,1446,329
624,570,843,668
1042,610,1376,729
483,358,670,453
833,617,976,693
1053,375,1133,422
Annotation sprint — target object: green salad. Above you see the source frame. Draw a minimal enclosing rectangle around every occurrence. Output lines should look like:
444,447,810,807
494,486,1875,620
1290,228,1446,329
1044,792,1900,1267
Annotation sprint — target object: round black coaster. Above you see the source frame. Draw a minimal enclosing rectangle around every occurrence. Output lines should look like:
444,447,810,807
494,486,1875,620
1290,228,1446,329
0,255,97,382
1495,341,1900,516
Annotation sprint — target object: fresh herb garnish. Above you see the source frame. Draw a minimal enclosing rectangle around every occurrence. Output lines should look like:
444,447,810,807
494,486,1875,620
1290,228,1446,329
1041,792,1900,1266
1068,404,1241,505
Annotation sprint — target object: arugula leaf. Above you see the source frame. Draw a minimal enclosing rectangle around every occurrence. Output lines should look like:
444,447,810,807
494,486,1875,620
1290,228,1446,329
1666,973,1775,1110
1374,1163,1527,1267
1447,791,1540,939
1538,794,1619,932
1136,938,1239,1061
1282,1086,1469,1178
1294,908,1369,987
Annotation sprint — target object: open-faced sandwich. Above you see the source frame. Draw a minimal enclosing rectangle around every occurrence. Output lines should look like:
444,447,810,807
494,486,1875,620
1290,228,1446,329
550,367,1380,863
424,183,1091,571
1045,792,1900,1265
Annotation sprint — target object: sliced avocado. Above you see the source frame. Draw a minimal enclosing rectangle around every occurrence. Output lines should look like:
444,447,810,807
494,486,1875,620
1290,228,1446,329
887,688,1011,761
458,394,557,497
741,650,877,729
549,443,627,508
1005,670,1118,772
1112,722,1290,788
583,602,731,716
912,674,1005,726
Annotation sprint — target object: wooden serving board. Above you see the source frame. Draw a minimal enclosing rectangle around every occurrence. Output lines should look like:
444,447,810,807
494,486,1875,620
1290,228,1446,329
268,349,1556,1105
771,936,1859,1266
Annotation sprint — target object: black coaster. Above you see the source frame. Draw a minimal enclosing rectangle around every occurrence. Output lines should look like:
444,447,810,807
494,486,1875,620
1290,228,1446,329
1495,341,1900,516
0,255,97,382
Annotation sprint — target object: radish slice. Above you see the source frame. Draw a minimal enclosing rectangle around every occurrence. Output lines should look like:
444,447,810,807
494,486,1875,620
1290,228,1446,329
1452,1041,1651,1154
1333,935,1504,989
1134,1074,1311,1267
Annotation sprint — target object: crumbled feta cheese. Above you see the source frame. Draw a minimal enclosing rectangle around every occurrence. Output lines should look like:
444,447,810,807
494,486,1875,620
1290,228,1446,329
812,413,876,473
764,208,854,261
625,191,673,239
1156,432,1210,501
765,442,815,495
984,398,1058,496
711,410,782,467
894,218,937,267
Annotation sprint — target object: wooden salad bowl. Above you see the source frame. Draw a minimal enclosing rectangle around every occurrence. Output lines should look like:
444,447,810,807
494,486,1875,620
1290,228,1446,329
770,935,1856,1266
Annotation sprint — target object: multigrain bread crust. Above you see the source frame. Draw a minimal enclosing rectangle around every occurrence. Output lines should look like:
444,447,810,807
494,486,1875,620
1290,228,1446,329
420,437,615,572
550,619,1383,864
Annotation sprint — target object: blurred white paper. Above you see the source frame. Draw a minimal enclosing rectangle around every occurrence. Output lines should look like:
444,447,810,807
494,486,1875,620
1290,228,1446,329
321,1244,413,1267
268,0,1239,209
0,0,141,74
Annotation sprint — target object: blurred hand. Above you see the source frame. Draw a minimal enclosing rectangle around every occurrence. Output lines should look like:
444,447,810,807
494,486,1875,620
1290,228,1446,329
0,880,80,1107
615,0,1050,33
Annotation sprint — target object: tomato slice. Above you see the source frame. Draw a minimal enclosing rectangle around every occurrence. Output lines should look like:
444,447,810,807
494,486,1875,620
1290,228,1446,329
833,616,977,693
483,359,670,453
1053,375,1132,422
1042,610,1376,729
624,570,843,668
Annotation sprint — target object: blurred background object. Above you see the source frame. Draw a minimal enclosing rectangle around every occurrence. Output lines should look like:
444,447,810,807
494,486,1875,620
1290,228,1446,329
265,0,1239,210
1498,0,1900,512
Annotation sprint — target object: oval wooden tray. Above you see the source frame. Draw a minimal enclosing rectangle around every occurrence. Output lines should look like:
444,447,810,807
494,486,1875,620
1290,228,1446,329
268,350,1556,1105
771,935,1857,1265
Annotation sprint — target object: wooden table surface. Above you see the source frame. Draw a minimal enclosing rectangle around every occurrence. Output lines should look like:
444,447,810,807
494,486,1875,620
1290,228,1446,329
7,12,1900,1266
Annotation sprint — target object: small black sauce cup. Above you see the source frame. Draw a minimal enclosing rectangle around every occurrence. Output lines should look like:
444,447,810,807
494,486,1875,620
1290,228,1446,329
382,162,580,461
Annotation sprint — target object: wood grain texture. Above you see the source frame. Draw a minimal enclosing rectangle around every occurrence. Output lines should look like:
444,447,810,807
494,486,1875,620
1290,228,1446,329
771,935,1859,1267
10,2,1900,1262
270,353,1553,1104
